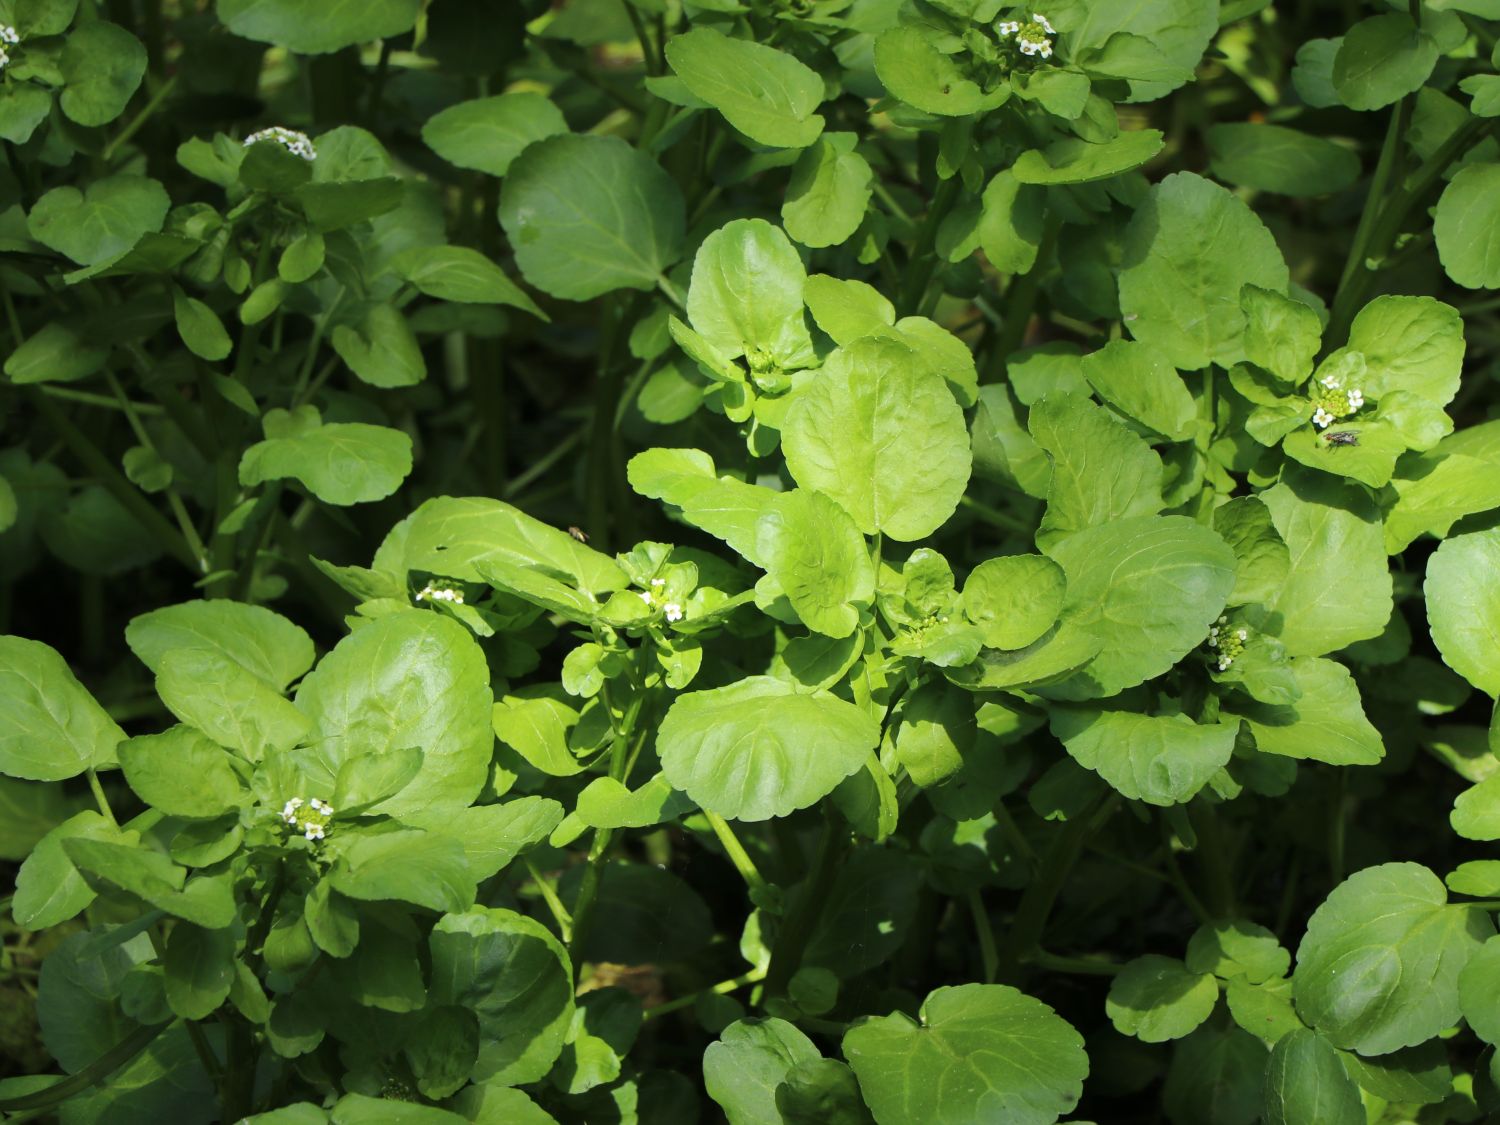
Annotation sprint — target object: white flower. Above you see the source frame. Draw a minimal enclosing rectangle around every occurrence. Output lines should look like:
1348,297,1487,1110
1218,654,1233,671
1313,407,1335,428
1347,388,1365,410
1034,13,1055,34
638,590,653,605
281,797,304,823
997,20,1020,35
416,582,464,605
650,577,665,588
664,603,683,622
245,126,317,161
1320,373,1343,390
1236,629,1247,641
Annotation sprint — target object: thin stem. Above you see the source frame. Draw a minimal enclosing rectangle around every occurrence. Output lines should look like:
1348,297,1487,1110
38,385,165,414
86,769,117,827
104,74,179,161
524,857,575,941
959,494,1032,535
703,811,770,900
968,891,999,984
643,966,768,1021
1030,949,1122,977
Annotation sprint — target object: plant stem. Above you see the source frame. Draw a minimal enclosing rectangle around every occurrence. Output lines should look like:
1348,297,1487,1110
644,966,768,1021
524,857,574,940
104,74,179,162
1030,949,1122,976
764,809,848,998
86,769,116,826
968,891,999,983
959,494,1032,535
703,811,770,900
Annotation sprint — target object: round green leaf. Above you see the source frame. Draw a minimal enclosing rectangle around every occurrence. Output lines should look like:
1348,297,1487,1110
1436,163,1500,291
173,289,233,361
843,983,1087,1125
328,830,476,914
873,25,1005,117
760,488,875,639
1029,392,1165,544
1106,955,1219,1042
1044,0,1217,102
1208,124,1362,197
118,727,246,818
421,92,568,177
238,407,413,506
1050,709,1238,806
499,135,685,301
59,22,146,126
28,175,170,267
782,134,872,249
1460,935,1500,1046
657,676,879,821
1263,1029,1364,1125
1232,657,1384,767
216,0,422,53
389,245,544,318
704,1018,820,1123
126,598,314,691
665,27,824,148
782,335,971,541
1332,14,1438,111
962,555,1065,650
1292,862,1494,1055
1426,528,1500,697
0,635,124,781
686,218,813,367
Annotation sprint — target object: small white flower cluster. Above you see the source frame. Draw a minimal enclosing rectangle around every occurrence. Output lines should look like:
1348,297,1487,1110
1206,615,1248,672
637,577,683,622
1311,371,1365,429
0,24,18,69
245,126,317,162
415,581,464,605
998,13,1055,58
281,796,334,841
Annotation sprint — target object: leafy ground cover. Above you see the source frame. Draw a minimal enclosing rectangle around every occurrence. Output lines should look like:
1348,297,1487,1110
3,0,1500,1122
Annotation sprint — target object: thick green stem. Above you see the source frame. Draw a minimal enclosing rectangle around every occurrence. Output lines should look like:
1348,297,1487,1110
704,811,770,901
968,891,999,984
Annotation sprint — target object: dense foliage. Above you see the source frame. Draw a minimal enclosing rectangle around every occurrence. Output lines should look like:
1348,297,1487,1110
4,0,1500,1122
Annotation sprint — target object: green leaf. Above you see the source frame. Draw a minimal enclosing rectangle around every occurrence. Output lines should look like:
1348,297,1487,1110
657,676,878,821
1387,443,1500,554
628,448,778,568
1435,163,1500,290
978,170,1045,274
843,983,1087,1125
783,133,873,249
1292,862,1493,1054
328,829,476,913
499,135,685,301
1262,1029,1364,1125
239,406,413,505
1041,516,1235,700
330,304,426,388
126,599,314,692
776,1058,870,1125
1454,774,1500,842
1231,657,1383,766
782,335,971,541
1427,529,1500,696
332,745,423,813
295,611,493,818
1105,955,1219,1042
4,321,109,385
1078,339,1196,441
1240,284,1322,386
173,289,232,362
575,773,694,830
1459,936,1500,1046
1118,172,1289,370
665,27,824,148
1050,708,1238,805
429,906,574,1085
1333,14,1438,111
63,839,236,927
1346,295,1464,409
1029,392,1165,544
118,727,246,818
1185,920,1291,984
1046,0,1218,101
0,81,51,143
961,554,1065,650
492,694,583,777
704,1018,820,1124
687,219,814,368
1259,473,1392,657
59,22,146,126
758,488,875,637
802,275,894,344
1207,124,1361,196
294,178,404,232
874,25,1006,117
28,176,170,267
389,245,545,319
12,811,123,930
156,647,310,761
420,798,563,883
0,635,124,781
1012,130,1164,185
1163,1025,1267,1125
216,0,422,53
420,92,569,177
163,924,235,1021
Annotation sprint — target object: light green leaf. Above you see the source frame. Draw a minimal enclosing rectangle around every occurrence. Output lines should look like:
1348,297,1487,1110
1292,862,1493,1054
1078,339,1196,441
1346,295,1464,408
1050,708,1237,805
1208,124,1361,196
1106,955,1219,1042
1426,528,1500,696
1185,920,1291,984
0,635,124,781
173,289,233,361
1231,657,1383,766
657,676,878,821
408,798,564,883
961,554,1065,650
783,133,872,249
704,1018,820,1124
687,219,814,368
1459,936,1500,1046
843,983,1087,1125
1333,14,1438,111
1453,773,1500,841
1387,444,1500,554
1260,473,1392,657
782,335,971,541
420,92,568,177
1435,163,1500,290
239,406,413,506
429,906,574,1085
802,275,894,344
575,773,694,829
1263,1029,1364,1125
389,245,545,319
1118,172,1289,370
63,838,235,927
328,829,476,913
331,304,426,389
126,599,314,692
666,27,824,148
758,488,875,638
492,694,583,778
4,321,109,385
295,611,493,818
874,25,1007,116
59,21,146,126
1012,130,1164,185
1029,392,1164,544
156,647,311,761
1041,516,1235,700
1046,0,1218,101
1240,284,1322,386
12,811,123,930
0,82,52,144
216,0,422,53
118,726,246,818
499,135,684,301
978,170,1045,275
28,175,170,266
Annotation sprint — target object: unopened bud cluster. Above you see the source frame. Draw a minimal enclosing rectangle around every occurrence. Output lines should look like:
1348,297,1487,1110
245,126,317,162
415,580,464,605
997,12,1055,58
1310,370,1365,429
281,796,334,841
637,577,683,622
1206,615,1248,672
